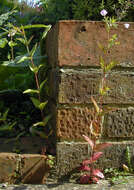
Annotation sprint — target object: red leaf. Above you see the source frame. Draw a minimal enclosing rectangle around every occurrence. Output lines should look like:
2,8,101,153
82,135,94,149
79,165,91,171
83,152,103,165
92,177,100,184
79,174,91,184
92,169,104,179
95,143,112,152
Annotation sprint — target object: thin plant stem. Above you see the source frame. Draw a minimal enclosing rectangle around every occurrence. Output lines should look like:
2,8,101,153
22,28,44,119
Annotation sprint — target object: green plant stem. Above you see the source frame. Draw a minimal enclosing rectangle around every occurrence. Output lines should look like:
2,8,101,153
22,28,44,119
10,36,14,60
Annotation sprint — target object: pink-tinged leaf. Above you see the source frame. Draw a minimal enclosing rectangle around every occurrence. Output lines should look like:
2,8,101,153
82,159,91,165
83,152,103,165
79,165,91,171
92,169,104,179
92,177,100,184
91,96,101,113
95,143,112,152
82,135,94,149
79,174,91,184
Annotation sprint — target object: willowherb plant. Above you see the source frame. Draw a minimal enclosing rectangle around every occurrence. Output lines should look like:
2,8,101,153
79,9,123,184
0,10,52,138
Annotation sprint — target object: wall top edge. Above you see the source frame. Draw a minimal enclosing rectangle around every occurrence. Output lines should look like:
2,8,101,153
57,20,134,24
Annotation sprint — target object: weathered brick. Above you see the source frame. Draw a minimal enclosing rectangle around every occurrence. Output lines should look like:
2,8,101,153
0,137,45,154
0,153,49,184
103,107,134,138
56,141,134,177
57,107,92,141
46,21,134,67
51,69,134,104
57,107,134,141
21,154,49,184
0,153,17,183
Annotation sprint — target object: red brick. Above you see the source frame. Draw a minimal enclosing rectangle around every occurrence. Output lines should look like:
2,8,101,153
46,21,134,67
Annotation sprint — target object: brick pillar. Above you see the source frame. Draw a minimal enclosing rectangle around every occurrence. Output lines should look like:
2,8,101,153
46,21,134,177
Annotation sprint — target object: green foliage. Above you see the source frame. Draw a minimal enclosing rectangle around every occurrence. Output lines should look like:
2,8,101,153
0,7,52,139
79,8,128,185
0,108,16,134
40,0,73,23
125,146,133,172
72,0,102,20
104,168,132,184
40,0,134,23
2,21,52,137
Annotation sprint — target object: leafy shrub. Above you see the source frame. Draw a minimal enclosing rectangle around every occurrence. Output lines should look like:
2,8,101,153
40,0,134,23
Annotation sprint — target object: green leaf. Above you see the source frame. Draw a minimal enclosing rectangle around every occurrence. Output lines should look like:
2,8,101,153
21,24,51,30
32,115,51,127
0,122,16,131
0,31,8,38
40,79,47,92
28,36,34,45
8,41,17,47
0,38,8,48
17,56,30,63
16,38,26,45
30,97,40,109
100,56,105,70
29,64,43,74
42,25,51,39
23,89,39,94
99,86,110,96
33,122,45,127
105,61,118,72
0,10,17,26
42,115,51,127
39,101,48,111
30,43,37,57
3,109,9,120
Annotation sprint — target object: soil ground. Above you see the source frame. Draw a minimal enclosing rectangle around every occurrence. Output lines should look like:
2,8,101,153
1,176,134,190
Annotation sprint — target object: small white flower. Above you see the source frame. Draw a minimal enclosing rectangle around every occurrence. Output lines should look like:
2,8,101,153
124,23,130,29
100,9,108,17
8,30,16,37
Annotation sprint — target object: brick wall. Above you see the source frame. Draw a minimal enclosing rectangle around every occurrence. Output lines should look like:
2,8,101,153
46,21,134,177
